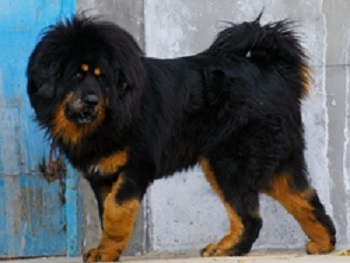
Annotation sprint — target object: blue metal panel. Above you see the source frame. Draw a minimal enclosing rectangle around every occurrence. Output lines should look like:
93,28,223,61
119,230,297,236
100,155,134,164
0,180,8,254
3,175,67,256
65,163,82,257
0,0,79,257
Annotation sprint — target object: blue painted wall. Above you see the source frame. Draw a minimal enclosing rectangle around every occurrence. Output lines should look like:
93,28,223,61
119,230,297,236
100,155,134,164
0,0,79,257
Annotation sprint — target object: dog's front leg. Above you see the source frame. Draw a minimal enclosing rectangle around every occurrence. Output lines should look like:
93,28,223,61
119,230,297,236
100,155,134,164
83,174,141,262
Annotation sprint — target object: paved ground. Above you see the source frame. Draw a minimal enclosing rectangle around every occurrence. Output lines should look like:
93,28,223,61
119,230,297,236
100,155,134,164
2,249,349,263
2,255,349,263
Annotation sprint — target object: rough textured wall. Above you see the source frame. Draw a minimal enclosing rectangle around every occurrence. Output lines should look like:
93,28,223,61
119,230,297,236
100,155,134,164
78,0,350,255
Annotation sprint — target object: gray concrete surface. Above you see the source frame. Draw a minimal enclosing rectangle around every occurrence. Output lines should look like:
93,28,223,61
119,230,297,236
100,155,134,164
2,253,350,263
76,0,350,258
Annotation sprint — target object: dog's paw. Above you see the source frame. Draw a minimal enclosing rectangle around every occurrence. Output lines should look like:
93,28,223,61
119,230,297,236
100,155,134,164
83,247,121,262
306,241,334,254
200,243,231,257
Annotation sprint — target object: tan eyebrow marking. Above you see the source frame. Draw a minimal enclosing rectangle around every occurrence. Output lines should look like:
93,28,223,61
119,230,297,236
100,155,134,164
94,68,102,76
81,64,89,72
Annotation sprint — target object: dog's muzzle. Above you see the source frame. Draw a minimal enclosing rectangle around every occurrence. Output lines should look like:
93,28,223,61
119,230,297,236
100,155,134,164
65,93,100,124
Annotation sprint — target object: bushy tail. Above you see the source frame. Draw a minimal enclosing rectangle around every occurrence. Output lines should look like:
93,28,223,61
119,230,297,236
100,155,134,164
205,15,310,97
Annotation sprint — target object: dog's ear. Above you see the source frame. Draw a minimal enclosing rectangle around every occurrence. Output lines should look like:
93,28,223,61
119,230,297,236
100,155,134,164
27,45,57,100
27,72,56,99
111,51,144,97
116,71,129,98
27,43,60,102
107,26,145,95
27,66,56,101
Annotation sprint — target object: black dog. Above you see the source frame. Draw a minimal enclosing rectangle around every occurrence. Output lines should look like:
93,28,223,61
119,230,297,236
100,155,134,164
27,14,336,262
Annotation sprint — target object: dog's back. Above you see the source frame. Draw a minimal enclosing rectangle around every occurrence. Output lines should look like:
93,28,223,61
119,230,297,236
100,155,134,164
148,19,309,178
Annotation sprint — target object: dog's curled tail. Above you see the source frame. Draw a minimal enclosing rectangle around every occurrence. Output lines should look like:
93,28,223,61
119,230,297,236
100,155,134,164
206,16,310,97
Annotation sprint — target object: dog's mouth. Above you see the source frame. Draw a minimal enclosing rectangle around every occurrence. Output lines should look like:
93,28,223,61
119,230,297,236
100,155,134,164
65,96,100,125
65,106,99,125
76,109,98,124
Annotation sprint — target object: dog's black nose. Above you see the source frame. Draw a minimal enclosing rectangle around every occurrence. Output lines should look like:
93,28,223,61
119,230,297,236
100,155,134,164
84,94,99,106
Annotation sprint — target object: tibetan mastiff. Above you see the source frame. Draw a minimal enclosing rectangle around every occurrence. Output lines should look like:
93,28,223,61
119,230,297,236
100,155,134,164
27,14,335,262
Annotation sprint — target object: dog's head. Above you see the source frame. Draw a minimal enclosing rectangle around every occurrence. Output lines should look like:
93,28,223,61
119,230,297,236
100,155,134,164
27,15,144,144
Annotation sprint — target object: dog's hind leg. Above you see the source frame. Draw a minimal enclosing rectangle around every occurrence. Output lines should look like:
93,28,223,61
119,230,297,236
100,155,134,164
263,161,336,254
199,158,262,256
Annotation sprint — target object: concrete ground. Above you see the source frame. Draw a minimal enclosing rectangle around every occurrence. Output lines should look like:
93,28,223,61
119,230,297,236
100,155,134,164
2,256,349,263
2,249,349,263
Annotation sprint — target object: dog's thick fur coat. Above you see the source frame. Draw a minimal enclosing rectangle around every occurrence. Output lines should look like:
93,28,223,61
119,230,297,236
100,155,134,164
27,15,336,262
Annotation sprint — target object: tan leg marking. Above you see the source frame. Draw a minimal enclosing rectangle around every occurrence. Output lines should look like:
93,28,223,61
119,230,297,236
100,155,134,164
263,172,334,254
95,151,128,175
200,158,244,257
84,175,140,262
301,62,311,97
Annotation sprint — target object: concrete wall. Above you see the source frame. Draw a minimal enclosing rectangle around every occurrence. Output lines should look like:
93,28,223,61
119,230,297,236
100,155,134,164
78,0,350,256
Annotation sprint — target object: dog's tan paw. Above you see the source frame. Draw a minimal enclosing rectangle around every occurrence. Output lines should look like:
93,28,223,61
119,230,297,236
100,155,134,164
306,241,334,254
200,243,231,257
83,247,121,262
